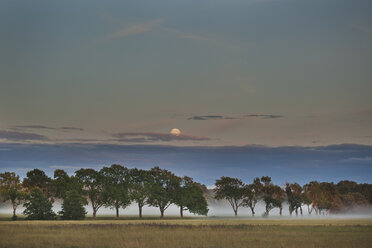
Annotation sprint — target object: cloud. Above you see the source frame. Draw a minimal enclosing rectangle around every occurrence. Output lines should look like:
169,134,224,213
341,157,372,163
112,132,210,142
13,125,83,131
162,27,247,50
108,19,164,39
244,114,283,119
0,130,48,141
188,114,283,120
350,24,372,36
188,115,237,121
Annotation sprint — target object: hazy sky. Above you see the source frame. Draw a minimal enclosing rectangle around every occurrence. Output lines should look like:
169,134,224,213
0,0,371,183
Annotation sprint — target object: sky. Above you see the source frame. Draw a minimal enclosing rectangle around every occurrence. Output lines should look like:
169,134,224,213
0,0,371,184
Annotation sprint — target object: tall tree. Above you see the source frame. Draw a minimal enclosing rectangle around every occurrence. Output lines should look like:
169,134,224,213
129,168,152,218
75,168,104,219
23,188,56,220
0,172,25,220
242,177,262,216
148,167,181,218
23,169,52,196
100,164,131,218
214,177,245,216
174,176,209,217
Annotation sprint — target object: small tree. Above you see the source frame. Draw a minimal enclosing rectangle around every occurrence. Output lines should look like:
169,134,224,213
214,177,245,216
0,172,25,220
59,190,87,220
23,188,56,220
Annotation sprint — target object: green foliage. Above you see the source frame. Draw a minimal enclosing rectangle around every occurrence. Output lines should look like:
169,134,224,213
23,169,52,196
23,188,56,220
285,182,303,216
100,164,131,217
242,177,262,216
0,172,25,219
129,168,153,218
174,176,209,217
148,167,181,217
214,177,245,216
75,168,105,218
261,177,284,215
59,190,87,220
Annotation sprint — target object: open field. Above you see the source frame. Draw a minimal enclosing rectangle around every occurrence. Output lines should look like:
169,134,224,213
0,216,372,248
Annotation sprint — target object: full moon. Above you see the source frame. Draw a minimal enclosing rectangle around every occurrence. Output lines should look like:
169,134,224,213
170,128,181,136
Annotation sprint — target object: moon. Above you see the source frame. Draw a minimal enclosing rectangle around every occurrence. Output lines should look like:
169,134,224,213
170,128,181,136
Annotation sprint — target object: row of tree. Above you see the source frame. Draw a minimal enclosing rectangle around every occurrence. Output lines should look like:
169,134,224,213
0,165,208,220
1,167,371,220
214,176,372,217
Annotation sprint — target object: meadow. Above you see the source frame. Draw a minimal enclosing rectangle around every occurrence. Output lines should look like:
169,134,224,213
0,216,372,248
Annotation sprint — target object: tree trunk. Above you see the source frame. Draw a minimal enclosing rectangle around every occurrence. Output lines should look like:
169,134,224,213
250,207,255,216
160,209,164,218
180,206,184,218
295,208,298,216
279,207,282,216
93,208,97,219
234,209,238,217
139,204,143,218
12,206,16,218
300,206,303,216
116,207,119,218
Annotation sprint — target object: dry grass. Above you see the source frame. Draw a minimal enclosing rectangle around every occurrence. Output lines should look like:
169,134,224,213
0,217,371,248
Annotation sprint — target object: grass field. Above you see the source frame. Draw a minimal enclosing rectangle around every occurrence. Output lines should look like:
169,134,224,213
0,216,371,248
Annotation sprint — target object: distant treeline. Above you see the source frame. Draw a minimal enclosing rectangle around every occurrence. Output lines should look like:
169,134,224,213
0,165,371,220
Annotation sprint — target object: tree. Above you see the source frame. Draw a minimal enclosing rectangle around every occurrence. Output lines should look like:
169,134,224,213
0,172,25,220
23,169,52,197
100,164,131,218
242,177,262,216
23,188,56,220
51,169,84,199
261,177,284,216
148,167,181,218
285,182,303,216
214,177,245,216
174,176,209,217
129,168,152,218
303,181,321,214
75,168,104,219
59,190,87,220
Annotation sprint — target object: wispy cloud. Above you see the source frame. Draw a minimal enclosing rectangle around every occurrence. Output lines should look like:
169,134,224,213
108,18,164,39
0,130,48,141
188,115,237,121
350,24,372,36
188,114,283,121
112,132,210,142
244,114,283,119
13,125,83,131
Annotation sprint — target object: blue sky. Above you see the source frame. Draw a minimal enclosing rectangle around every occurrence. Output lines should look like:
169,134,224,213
0,0,371,183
